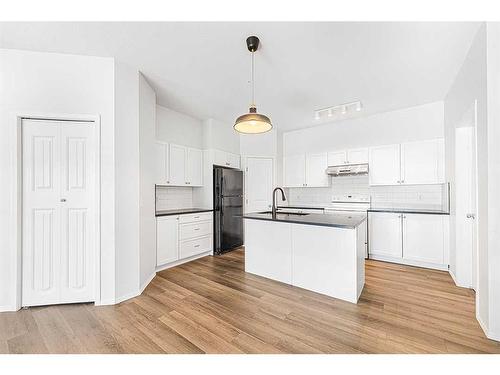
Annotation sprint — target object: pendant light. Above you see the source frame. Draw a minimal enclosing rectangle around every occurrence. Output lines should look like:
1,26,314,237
234,36,273,134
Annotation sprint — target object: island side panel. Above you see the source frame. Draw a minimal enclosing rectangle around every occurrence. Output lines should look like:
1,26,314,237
291,224,359,303
356,220,367,299
244,219,292,284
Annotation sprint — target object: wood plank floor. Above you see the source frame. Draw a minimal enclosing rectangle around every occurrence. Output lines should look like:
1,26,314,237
1,248,499,354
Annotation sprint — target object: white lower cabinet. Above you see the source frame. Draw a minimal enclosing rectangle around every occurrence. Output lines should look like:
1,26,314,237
156,216,180,265
156,212,213,267
368,212,448,270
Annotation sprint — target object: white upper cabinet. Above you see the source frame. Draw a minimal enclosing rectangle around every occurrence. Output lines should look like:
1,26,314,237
369,144,401,186
154,141,169,185
327,151,347,166
214,149,240,169
305,152,328,187
169,144,187,185
186,148,203,186
284,154,306,187
347,148,369,164
402,213,445,265
401,139,443,185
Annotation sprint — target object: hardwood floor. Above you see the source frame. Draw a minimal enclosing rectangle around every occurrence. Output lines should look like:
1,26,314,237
1,248,499,354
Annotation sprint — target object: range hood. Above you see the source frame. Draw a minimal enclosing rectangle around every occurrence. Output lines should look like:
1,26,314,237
326,163,369,177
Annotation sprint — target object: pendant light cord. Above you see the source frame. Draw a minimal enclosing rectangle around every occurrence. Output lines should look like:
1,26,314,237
251,51,255,107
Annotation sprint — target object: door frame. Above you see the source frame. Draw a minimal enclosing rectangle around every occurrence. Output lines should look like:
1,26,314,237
241,155,276,213
11,112,101,310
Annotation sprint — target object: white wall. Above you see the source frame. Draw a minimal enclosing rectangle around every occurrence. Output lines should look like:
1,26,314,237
0,49,116,309
202,118,240,154
443,24,490,333
156,105,203,148
114,61,140,301
139,74,157,292
283,101,444,155
240,129,277,157
486,22,500,341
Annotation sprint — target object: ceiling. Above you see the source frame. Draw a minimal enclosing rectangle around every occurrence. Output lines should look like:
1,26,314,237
0,22,480,131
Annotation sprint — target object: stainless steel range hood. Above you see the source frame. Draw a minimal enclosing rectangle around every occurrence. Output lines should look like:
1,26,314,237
326,163,369,176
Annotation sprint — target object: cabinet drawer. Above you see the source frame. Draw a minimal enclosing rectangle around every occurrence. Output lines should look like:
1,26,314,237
179,212,213,223
180,236,213,258
180,221,212,240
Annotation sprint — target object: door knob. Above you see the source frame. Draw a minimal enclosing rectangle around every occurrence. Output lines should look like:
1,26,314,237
466,213,476,219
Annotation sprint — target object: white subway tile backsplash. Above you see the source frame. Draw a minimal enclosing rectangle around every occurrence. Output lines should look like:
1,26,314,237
156,186,193,211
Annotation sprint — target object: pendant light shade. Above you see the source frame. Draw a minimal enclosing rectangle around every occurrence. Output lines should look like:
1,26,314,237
234,106,272,134
234,36,272,134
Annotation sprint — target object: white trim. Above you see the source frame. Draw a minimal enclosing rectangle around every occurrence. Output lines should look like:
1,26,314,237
449,269,458,285
369,254,449,271
12,112,102,311
140,272,156,294
114,291,141,305
156,251,212,272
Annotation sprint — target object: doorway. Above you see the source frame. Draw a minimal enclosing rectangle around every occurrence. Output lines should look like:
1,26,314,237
454,101,479,291
21,118,98,307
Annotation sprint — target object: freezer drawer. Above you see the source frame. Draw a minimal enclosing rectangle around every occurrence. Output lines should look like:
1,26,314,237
180,236,213,258
179,221,212,240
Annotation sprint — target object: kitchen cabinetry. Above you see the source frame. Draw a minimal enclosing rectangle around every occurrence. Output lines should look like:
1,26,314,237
369,139,444,186
214,149,241,169
283,152,328,187
283,154,306,187
327,148,369,166
156,142,203,186
154,141,169,185
368,144,401,185
156,212,213,267
156,216,179,265
368,212,448,270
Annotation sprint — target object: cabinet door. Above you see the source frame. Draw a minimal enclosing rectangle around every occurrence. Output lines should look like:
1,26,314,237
401,139,441,184
154,142,168,184
187,147,203,186
403,214,444,265
347,148,369,164
228,153,241,169
368,212,402,259
327,150,347,166
283,154,306,187
305,152,328,187
169,144,187,185
156,216,179,266
369,144,401,185
214,149,229,167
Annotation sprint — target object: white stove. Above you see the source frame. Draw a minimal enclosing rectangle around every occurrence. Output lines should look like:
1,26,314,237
327,194,371,212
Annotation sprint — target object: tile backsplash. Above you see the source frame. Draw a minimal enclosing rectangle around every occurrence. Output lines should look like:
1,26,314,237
155,186,193,211
286,175,448,210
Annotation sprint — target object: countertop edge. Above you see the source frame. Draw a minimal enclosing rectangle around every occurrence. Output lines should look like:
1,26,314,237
242,215,366,229
367,208,450,215
155,208,213,217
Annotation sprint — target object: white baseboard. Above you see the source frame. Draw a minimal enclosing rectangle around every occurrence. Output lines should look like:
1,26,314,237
449,269,458,285
369,254,448,271
114,290,141,305
156,251,211,272
0,304,17,312
140,272,156,294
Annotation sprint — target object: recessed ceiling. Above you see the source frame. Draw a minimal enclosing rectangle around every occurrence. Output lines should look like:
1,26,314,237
0,22,480,131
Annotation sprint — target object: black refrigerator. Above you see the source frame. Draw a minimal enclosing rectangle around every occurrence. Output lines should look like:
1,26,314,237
213,166,244,255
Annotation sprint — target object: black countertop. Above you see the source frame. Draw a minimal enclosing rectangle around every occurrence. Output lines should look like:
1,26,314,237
368,208,450,215
156,208,213,217
242,211,366,229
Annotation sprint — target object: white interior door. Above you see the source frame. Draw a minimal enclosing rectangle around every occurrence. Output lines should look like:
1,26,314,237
455,125,477,289
245,157,273,213
22,119,96,307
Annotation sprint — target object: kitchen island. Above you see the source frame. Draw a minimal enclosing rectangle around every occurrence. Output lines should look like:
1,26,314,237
242,211,367,304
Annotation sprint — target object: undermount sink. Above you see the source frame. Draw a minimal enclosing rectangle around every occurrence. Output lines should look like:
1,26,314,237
259,211,310,216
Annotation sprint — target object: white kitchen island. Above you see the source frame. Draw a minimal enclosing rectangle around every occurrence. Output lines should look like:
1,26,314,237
243,211,367,304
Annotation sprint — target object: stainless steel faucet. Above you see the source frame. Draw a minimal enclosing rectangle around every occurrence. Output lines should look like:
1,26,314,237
272,187,287,218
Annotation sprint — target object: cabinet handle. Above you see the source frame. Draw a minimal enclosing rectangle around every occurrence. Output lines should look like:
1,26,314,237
194,216,199,219
166,181,170,184
194,244,200,248
194,228,200,231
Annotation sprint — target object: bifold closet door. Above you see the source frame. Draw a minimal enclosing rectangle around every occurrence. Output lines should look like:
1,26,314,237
22,119,96,307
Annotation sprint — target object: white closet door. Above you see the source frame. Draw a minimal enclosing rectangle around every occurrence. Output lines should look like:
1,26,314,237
22,120,62,306
59,122,96,303
22,119,96,307
245,157,273,213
